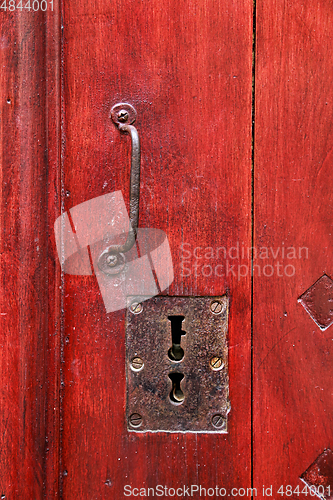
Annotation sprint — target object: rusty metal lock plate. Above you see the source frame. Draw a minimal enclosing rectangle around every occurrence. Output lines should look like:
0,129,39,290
126,296,230,433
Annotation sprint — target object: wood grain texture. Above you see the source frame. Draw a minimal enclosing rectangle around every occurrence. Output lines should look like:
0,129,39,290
254,0,333,495
45,5,62,498
60,0,253,497
3,2,333,497
0,8,61,499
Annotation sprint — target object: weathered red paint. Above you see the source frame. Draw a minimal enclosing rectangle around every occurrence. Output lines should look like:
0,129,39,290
0,8,61,500
3,0,333,498
254,0,333,495
60,0,253,497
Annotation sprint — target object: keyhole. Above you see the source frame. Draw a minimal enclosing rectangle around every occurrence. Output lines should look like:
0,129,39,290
168,315,186,361
168,373,185,404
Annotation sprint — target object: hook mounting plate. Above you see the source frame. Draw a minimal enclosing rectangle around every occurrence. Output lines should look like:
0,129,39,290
111,103,137,126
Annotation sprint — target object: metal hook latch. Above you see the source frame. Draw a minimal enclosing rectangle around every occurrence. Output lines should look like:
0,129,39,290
98,103,140,275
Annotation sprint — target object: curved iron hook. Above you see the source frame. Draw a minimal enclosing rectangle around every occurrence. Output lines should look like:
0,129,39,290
98,103,140,275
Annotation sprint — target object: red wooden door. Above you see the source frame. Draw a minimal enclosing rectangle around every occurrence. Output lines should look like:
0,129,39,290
1,0,333,499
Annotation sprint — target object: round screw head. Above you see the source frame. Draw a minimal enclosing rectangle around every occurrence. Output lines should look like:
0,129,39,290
210,356,224,371
129,413,143,428
98,250,126,275
130,302,143,314
106,254,118,267
212,414,226,429
111,103,137,126
210,300,224,315
131,357,144,371
117,109,129,122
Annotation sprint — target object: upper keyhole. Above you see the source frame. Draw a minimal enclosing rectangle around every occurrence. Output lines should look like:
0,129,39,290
168,315,186,361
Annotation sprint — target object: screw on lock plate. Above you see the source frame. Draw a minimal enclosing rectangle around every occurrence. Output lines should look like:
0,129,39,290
125,296,230,433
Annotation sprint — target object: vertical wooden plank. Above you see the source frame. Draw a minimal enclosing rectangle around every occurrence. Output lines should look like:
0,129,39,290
60,0,253,498
0,7,61,499
254,0,333,494
45,5,62,498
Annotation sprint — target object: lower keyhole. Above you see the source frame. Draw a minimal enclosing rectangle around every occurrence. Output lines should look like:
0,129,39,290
168,373,185,404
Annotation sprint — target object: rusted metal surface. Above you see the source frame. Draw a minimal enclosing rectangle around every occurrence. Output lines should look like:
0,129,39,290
125,296,230,432
298,275,333,331
300,449,333,500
